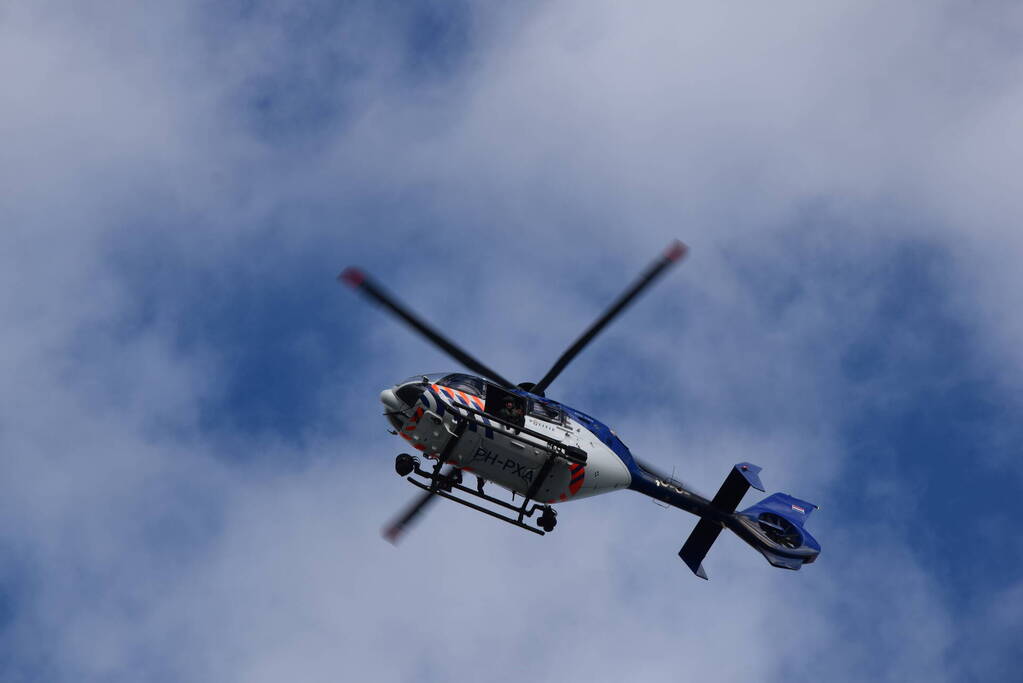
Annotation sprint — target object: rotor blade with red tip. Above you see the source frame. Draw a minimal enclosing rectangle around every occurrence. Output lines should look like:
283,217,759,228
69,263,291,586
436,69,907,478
382,466,454,543
339,268,515,389
532,240,688,395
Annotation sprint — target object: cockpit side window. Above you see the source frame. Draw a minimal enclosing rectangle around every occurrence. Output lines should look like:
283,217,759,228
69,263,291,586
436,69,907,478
438,373,486,397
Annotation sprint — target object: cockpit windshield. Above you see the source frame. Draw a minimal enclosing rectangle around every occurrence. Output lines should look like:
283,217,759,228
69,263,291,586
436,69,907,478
438,373,486,397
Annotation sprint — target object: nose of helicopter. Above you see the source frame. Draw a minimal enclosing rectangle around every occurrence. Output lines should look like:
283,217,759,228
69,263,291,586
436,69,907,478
380,388,403,412
381,382,429,432
380,387,408,432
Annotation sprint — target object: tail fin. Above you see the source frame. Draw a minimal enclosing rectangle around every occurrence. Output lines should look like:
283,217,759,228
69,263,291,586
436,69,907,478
735,492,820,570
678,464,821,579
678,463,764,580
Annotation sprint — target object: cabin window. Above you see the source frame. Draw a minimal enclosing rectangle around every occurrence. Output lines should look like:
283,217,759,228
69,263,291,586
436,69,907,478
529,400,563,424
483,384,527,427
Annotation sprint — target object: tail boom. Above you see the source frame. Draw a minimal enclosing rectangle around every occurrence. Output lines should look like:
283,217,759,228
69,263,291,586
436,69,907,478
631,461,820,579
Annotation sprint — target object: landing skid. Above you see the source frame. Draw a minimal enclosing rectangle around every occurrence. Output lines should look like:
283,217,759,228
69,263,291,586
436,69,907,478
406,460,554,536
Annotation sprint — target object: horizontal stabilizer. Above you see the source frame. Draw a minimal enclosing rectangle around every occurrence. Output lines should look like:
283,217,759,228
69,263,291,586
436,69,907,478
710,462,765,514
678,518,724,580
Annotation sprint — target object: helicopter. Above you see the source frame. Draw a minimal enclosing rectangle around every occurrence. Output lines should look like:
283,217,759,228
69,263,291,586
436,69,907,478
340,241,820,579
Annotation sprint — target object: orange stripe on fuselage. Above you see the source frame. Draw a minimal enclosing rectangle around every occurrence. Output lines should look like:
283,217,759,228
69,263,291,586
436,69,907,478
568,467,586,495
431,384,484,409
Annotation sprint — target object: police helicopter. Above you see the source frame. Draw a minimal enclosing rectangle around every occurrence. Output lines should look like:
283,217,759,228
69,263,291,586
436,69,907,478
340,241,820,579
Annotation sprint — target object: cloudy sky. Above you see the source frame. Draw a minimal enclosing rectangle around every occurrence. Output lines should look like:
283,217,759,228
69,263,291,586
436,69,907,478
2,1,1022,681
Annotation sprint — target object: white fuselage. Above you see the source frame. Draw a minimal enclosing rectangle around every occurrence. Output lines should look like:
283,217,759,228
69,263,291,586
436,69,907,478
382,378,631,505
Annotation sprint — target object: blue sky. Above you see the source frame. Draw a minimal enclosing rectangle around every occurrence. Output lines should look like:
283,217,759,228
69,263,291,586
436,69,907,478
2,1,1022,681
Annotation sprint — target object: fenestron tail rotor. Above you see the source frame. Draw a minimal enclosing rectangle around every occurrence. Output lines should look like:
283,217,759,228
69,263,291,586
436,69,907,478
531,240,687,395
757,512,802,549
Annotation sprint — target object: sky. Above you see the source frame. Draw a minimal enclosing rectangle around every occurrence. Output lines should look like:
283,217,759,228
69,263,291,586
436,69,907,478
1,1,1022,681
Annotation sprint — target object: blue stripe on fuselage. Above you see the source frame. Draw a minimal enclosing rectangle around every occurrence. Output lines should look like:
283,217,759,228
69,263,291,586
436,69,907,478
426,388,445,417
510,389,641,475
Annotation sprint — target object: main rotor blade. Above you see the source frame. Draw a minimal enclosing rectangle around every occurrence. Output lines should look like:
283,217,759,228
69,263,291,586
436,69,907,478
532,240,687,395
340,268,515,389
382,465,455,543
